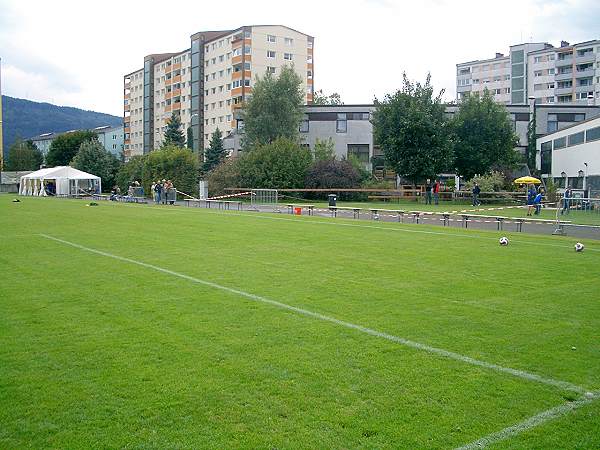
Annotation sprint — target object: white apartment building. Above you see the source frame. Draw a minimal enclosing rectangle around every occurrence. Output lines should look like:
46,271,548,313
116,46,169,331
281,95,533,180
457,39,600,106
124,25,314,159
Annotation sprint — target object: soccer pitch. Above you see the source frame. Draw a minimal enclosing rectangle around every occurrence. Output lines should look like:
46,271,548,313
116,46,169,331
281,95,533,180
1,196,599,449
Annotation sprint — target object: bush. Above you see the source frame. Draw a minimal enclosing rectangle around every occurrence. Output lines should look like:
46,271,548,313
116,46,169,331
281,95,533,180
305,159,361,189
238,138,312,189
464,171,506,192
305,159,363,200
116,155,145,192
206,158,242,197
142,146,199,196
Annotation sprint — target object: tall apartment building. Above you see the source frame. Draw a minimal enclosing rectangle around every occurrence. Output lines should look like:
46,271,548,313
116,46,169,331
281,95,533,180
124,25,314,159
456,39,600,105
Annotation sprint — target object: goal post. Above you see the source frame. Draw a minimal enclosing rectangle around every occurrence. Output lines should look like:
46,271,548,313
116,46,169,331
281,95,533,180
251,189,278,210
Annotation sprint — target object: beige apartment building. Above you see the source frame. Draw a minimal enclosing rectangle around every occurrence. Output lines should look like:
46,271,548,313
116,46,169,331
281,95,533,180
456,39,600,106
124,25,314,159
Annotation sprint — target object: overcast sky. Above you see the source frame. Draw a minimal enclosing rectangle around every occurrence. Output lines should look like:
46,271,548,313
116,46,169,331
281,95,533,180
1,0,599,116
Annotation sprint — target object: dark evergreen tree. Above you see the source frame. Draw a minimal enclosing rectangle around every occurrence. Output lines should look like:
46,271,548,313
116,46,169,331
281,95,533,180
187,126,194,150
163,113,186,148
202,128,227,173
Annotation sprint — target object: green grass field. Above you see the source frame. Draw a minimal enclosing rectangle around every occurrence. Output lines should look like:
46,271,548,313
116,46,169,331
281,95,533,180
1,196,600,449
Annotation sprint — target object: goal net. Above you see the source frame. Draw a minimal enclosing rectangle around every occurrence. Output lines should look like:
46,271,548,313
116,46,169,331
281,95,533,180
251,189,278,210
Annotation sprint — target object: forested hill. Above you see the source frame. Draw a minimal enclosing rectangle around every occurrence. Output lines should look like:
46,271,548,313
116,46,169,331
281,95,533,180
2,95,121,150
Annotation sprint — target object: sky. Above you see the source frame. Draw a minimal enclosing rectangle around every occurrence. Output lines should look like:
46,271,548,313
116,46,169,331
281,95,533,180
1,0,599,117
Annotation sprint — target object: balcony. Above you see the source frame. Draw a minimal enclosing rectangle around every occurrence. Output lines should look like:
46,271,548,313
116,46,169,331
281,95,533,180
575,53,595,64
555,86,573,96
575,68,595,78
555,71,573,81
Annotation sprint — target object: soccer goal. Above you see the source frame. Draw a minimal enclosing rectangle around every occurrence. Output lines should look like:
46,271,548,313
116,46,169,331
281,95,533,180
250,189,279,211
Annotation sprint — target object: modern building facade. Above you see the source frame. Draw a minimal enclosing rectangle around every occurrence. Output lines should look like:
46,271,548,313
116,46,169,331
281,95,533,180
457,39,600,105
537,115,600,197
124,25,314,159
94,125,124,156
30,125,124,157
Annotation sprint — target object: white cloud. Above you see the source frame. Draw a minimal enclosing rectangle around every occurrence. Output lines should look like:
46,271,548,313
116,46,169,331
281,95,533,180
1,0,598,116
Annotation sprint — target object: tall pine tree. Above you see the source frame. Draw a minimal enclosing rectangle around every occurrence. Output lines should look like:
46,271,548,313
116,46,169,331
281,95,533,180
163,113,186,148
202,128,226,173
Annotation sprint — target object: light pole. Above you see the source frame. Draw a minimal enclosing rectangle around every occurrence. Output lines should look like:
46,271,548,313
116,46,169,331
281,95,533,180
527,95,537,175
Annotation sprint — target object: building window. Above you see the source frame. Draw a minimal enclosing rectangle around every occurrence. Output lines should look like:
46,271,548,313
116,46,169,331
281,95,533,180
336,114,347,133
553,136,566,149
267,66,276,74
534,70,542,77
347,144,370,164
284,53,293,61
586,126,600,142
299,118,309,133
285,37,293,46
267,34,276,43
267,50,275,58
567,131,585,146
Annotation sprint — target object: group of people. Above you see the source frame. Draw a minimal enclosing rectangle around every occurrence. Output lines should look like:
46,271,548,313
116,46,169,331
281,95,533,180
425,179,441,205
151,179,176,205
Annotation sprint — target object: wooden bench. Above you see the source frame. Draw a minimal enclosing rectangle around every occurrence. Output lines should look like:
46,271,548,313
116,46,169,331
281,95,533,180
329,206,361,219
205,199,242,210
184,199,204,207
286,204,315,216
510,217,572,232
367,195,403,202
369,208,405,222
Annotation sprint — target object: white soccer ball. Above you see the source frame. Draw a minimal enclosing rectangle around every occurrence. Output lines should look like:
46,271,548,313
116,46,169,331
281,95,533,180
575,242,585,252
373,213,380,221
499,237,509,246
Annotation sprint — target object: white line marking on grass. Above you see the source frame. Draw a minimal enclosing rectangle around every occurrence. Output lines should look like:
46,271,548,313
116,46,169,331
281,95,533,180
456,391,600,449
40,233,590,395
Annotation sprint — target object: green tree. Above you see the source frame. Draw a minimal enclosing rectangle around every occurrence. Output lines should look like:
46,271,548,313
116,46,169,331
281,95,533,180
238,138,312,188
313,89,344,105
163,113,186,148
5,138,43,171
71,140,121,191
526,107,537,175
142,145,198,195
313,137,336,161
202,128,227,174
206,158,242,197
187,126,194,150
372,73,453,184
242,66,304,149
451,90,519,179
45,130,97,166
312,89,343,105
116,155,146,192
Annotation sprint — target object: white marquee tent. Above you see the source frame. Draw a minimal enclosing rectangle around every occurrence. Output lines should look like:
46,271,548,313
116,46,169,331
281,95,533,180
19,166,101,197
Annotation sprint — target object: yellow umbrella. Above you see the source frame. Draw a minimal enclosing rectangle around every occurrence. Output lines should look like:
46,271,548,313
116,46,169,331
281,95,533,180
514,176,541,185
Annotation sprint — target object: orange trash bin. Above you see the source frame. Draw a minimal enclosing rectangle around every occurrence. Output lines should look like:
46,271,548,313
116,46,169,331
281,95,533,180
294,207,302,215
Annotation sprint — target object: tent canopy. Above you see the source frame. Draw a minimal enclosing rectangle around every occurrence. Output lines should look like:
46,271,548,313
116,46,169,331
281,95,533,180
22,166,100,181
19,166,101,197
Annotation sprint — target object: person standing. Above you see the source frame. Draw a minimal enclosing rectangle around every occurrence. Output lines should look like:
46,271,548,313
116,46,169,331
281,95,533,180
154,180,162,204
433,179,440,205
472,182,481,206
561,187,572,215
526,186,536,216
425,179,433,205
533,189,543,215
